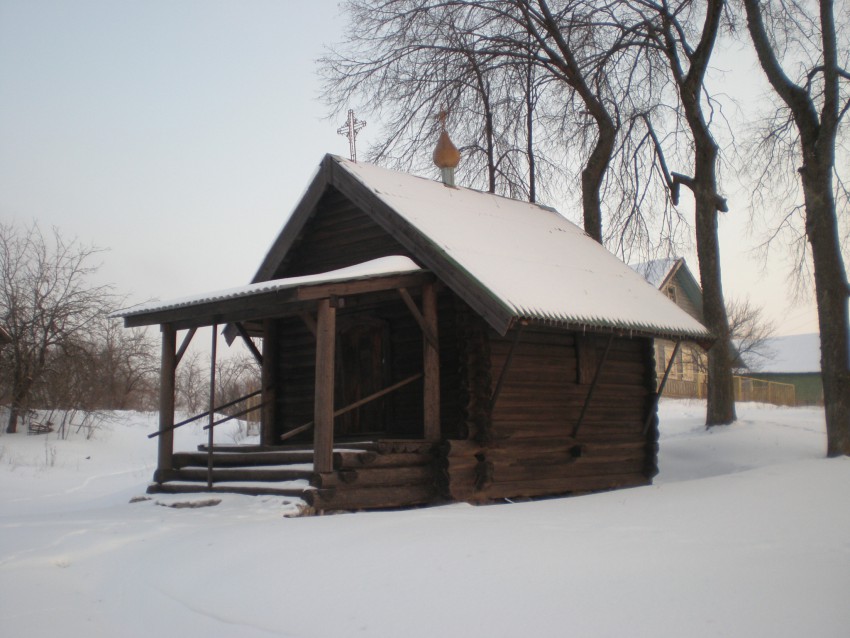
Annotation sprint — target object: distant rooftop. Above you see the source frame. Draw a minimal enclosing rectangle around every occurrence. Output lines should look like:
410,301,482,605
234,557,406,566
746,333,822,373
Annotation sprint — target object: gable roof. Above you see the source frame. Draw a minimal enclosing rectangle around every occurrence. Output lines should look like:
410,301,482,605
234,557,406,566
253,155,710,341
631,258,680,289
631,257,704,319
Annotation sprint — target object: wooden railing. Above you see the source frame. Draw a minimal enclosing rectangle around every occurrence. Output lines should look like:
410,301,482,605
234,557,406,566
659,374,796,406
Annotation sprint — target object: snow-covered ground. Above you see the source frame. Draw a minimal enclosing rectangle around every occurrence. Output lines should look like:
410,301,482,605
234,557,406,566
1,401,848,637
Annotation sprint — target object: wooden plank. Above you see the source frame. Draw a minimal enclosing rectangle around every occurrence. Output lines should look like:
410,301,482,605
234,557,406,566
157,325,177,473
313,299,336,473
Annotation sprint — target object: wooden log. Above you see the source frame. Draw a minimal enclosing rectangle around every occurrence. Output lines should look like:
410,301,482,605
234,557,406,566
312,465,435,489
443,456,477,501
334,451,434,469
375,440,435,454
306,484,436,511
490,458,647,482
443,438,486,457
447,436,646,456
474,473,650,500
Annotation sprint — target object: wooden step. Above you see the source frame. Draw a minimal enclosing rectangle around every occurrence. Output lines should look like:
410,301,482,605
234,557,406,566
147,482,314,498
171,467,314,483
173,450,315,468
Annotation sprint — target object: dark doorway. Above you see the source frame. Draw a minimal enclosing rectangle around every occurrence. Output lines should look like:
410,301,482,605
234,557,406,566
335,315,391,437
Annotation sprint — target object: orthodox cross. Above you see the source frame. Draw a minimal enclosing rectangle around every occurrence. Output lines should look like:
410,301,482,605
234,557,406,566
337,109,366,162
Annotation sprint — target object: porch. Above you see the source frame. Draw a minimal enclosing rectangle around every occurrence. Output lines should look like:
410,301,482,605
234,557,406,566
120,258,445,512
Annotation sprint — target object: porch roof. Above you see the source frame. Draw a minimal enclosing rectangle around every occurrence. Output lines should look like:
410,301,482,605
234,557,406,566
114,256,429,329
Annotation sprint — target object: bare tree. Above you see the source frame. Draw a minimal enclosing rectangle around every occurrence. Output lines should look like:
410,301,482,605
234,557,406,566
626,0,737,426
742,0,850,456
726,297,777,372
0,222,116,433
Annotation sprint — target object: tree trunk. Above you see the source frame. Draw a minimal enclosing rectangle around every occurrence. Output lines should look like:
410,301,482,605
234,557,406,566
800,161,850,456
686,127,736,425
673,0,735,426
6,373,33,434
581,120,615,243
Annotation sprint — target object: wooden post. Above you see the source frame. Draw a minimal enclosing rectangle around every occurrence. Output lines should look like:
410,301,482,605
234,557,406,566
261,318,279,447
206,324,218,489
422,282,440,441
157,324,177,474
313,299,336,473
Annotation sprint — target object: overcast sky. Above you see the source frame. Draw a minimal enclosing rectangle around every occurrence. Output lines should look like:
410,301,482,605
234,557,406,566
0,0,820,336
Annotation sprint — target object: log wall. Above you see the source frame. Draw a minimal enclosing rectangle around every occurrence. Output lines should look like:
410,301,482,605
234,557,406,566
442,327,659,502
306,440,438,511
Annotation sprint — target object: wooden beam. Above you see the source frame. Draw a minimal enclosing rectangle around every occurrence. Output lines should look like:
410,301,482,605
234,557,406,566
313,299,336,473
422,282,440,441
157,325,177,473
642,339,681,435
397,287,438,349
261,318,279,447
235,322,263,365
174,328,196,367
572,333,615,437
490,324,525,412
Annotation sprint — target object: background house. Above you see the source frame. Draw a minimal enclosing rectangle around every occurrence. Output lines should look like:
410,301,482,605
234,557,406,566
744,333,825,405
631,258,707,397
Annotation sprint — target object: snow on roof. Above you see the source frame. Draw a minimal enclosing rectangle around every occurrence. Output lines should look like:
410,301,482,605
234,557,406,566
630,258,680,289
115,256,422,318
336,158,710,340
